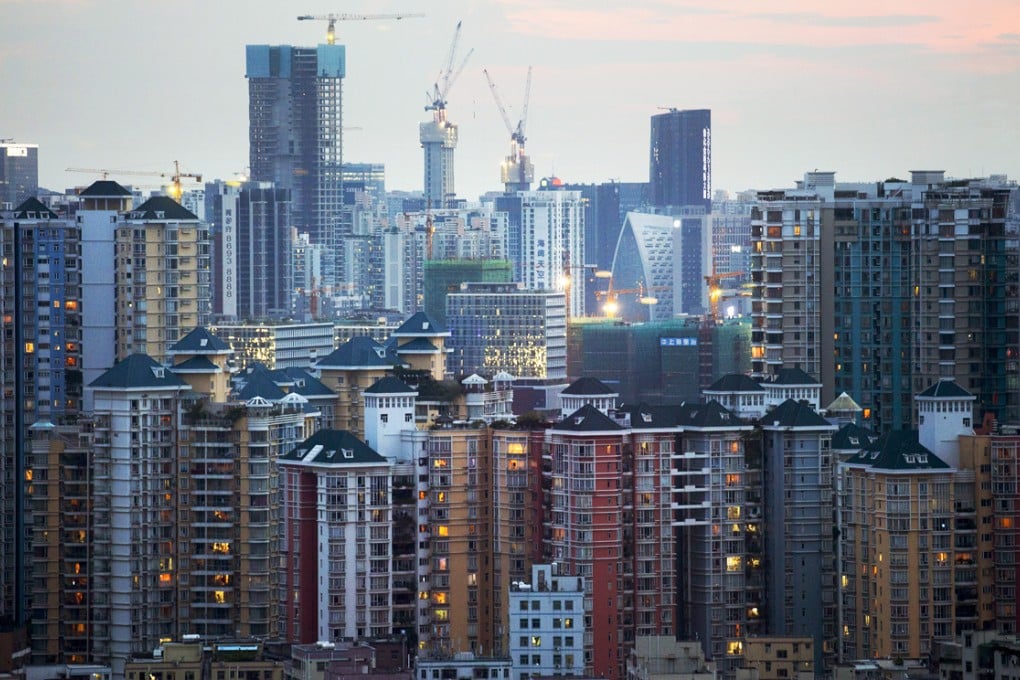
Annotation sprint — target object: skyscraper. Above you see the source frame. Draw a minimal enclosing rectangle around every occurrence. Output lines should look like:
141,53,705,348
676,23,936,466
0,142,39,209
246,44,344,281
648,109,711,212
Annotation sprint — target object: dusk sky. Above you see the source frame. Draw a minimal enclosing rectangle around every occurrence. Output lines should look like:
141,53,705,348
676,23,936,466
3,0,1019,199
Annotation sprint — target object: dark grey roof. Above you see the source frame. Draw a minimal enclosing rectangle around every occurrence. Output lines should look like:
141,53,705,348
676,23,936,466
13,197,57,219
275,368,336,398
392,311,449,337
171,356,218,372
316,336,394,370
396,338,439,353
365,376,416,395
553,403,625,432
705,374,764,392
763,399,834,428
78,180,131,197
170,327,232,354
847,430,950,471
127,195,198,221
675,400,740,428
764,367,820,386
831,422,878,451
917,379,973,399
561,377,617,396
280,429,388,466
89,354,188,389
617,403,676,429
236,366,286,401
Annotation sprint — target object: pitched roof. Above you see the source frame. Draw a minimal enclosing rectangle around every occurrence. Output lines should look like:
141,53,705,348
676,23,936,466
89,354,189,389
13,197,57,219
675,400,741,428
553,403,625,432
831,422,878,451
391,312,449,337
78,180,131,197
617,403,676,429
365,376,416,395
917,379,974,399
847,430,950,471
236,366,286,401
316,336,394,370
170,327,232,354
765,367,820,386
280,429,388,466
127,195,198,221
561,377,617,396
275,367,335,397
763,399,834,429
395,338,439,353
705,374,764,393
170,356,219,373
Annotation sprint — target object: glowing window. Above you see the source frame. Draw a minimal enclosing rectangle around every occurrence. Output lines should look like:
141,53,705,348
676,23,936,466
726,556,742,572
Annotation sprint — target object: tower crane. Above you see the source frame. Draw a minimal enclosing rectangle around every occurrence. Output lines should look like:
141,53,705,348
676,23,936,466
296,12,425,46
425,21,474,123
704,270,746,321
65,160,202,201
483,66,534,192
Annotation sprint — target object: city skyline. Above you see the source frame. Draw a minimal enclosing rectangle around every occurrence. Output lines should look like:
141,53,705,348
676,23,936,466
3,0,1019,201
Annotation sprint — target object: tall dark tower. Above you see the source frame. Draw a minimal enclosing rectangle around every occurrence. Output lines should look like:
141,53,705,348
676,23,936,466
246,44,344,284
649,108,711,211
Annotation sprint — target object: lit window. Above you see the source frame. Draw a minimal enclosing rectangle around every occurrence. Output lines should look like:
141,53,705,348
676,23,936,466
437,525,449,537
531,636,541,647
726,556,742,572
214,590,226,604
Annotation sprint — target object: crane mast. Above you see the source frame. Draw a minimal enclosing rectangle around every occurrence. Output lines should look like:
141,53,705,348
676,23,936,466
482,66,534,192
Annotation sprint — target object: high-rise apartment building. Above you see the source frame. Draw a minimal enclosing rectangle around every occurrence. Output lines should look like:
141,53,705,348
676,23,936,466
648,109,711,212
279,429,393,643
246,44,344,278
420,117,458,209
750,170,1020,429
116,197,211,362
508,564,586,680
0,142,39,209
1,198,82,627
79,180,133,397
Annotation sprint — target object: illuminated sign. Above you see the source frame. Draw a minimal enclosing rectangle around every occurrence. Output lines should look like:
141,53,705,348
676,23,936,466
660,337,697,347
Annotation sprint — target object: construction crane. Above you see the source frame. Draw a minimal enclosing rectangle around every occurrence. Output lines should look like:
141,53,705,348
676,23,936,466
704,271,746,320
297,12,424,45
425,21,474,123
483,66,534,192
66,160,202,201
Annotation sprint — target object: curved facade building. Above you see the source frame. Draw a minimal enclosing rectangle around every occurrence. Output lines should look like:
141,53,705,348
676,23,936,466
609,212,676,321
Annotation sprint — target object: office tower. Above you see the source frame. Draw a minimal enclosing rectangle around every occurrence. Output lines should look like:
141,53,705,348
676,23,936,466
209,320,335,369
446,283,567,380
751,170,1020,429
0,142,39,208
648,108,711,212
279,429,393,643
115,196,211,362
78,180,133,402
342,163,386,206
246,43,344,281
1,198,81,628
671,401,763,676
512,186,585,316
609,212,677,321
761,399,838,671
236,182,293,319
508,564,586,679
423,259,512,324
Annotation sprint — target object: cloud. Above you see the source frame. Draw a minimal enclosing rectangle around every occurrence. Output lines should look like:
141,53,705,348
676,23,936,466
746,11,938,28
